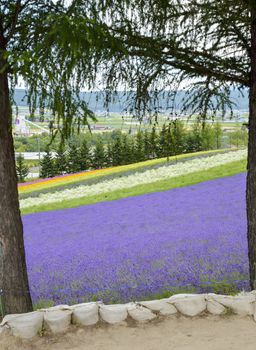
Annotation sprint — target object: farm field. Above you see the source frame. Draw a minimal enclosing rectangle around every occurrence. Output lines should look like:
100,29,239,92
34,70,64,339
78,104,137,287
19,149,246,214
19,149,229,195
19,149,248,307
13,106,248,133
23,172,248,307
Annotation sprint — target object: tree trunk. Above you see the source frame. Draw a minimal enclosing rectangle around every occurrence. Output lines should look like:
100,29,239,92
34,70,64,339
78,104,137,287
0,57,33,314
247,6,256,290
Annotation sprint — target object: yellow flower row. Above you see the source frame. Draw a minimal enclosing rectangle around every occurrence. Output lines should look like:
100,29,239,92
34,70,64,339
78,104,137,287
19,167,116,193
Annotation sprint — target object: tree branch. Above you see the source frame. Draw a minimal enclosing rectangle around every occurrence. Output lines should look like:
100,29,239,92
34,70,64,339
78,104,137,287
5,0,22,42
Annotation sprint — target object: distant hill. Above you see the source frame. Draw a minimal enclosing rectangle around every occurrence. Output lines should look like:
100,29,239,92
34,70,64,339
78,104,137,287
14,88,249,112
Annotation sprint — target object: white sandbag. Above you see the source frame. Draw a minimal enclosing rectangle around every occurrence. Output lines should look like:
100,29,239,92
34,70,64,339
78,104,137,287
206,299,227,315
0,311,43,339
72,302,99,326
238,290,256,296
43,309,72,333
168,294,206,317
0,325,9,335
138,299,177,315
127,303,156,322
40,304,71,311
99,304,128,324
208,293,255,316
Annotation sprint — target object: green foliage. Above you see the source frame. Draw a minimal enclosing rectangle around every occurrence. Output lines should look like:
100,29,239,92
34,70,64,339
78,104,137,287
213,122,223,149
2,0,249,135
121,134,134,164
33,121,229,179
149,126,159,159
40,148,55,178
143,130,151,160
229,127,248,147
54,144,67,175
78,140,91,171
111,133,124,166
91,139,106,169
67,143,81,173
171,120,186,155
105,142,113,167
158,124,168,158
186,123,203,152
16,154,29,182
134,131,145,162
201,124,215,151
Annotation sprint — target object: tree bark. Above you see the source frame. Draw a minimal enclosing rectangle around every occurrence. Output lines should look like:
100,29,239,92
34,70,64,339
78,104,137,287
247,6,256,290
0,56,33,313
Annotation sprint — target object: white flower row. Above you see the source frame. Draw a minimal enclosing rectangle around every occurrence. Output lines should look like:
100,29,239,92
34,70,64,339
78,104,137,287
20,149,247,209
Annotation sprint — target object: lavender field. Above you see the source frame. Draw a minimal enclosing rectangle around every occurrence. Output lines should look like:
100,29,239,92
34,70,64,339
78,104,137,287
23,172,249,305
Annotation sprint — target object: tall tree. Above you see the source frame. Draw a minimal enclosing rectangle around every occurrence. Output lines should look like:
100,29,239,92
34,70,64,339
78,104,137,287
247,3,256,289
55,144,67,175
134,130,145,162
143,130,151,160
112,133,124,166
91,139,106,169
0,0,101,314
149,125,159,159
213,122,223,149
121,134,134,164
16,153,29,182
78,139,91,171
158,124,168,158
67,143,81,173
40,148,55,178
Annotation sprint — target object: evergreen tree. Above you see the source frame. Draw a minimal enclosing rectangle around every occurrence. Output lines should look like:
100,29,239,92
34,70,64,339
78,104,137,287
143,130,151,160
165,124,173,160
213,122,223,149
40,148,55,178
92,140,106,169
121,134,134,164
54,144,67,175
78,140,91,171
149,126,159,159
185,123,203,153
129,137,137,164
171,120,186,155
158,124,169,158
16,154,29,183
112,134,123,166
105,142,114,167
201,124,215,150
67,143,81,173
134,130,145,162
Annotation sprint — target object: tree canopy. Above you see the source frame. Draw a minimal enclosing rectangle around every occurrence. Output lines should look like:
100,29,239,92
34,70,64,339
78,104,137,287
66,0,249,120
2,1,250,128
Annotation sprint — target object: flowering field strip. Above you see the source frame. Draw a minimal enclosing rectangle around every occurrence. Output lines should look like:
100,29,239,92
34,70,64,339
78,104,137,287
23,172,249,305
21,158,246,215
18,149,233,195
20,149,246,211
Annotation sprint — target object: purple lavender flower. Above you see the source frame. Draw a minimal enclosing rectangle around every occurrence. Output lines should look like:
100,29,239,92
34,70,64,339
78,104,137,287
22,172,249,305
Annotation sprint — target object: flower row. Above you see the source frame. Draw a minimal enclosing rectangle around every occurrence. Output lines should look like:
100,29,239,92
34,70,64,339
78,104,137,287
20,149,246,209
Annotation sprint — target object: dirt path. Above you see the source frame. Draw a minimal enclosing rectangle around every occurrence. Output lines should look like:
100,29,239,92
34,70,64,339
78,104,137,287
1,315,256,350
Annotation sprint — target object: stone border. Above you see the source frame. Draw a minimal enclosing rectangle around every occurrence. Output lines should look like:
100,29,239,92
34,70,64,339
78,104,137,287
1,292,256,339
